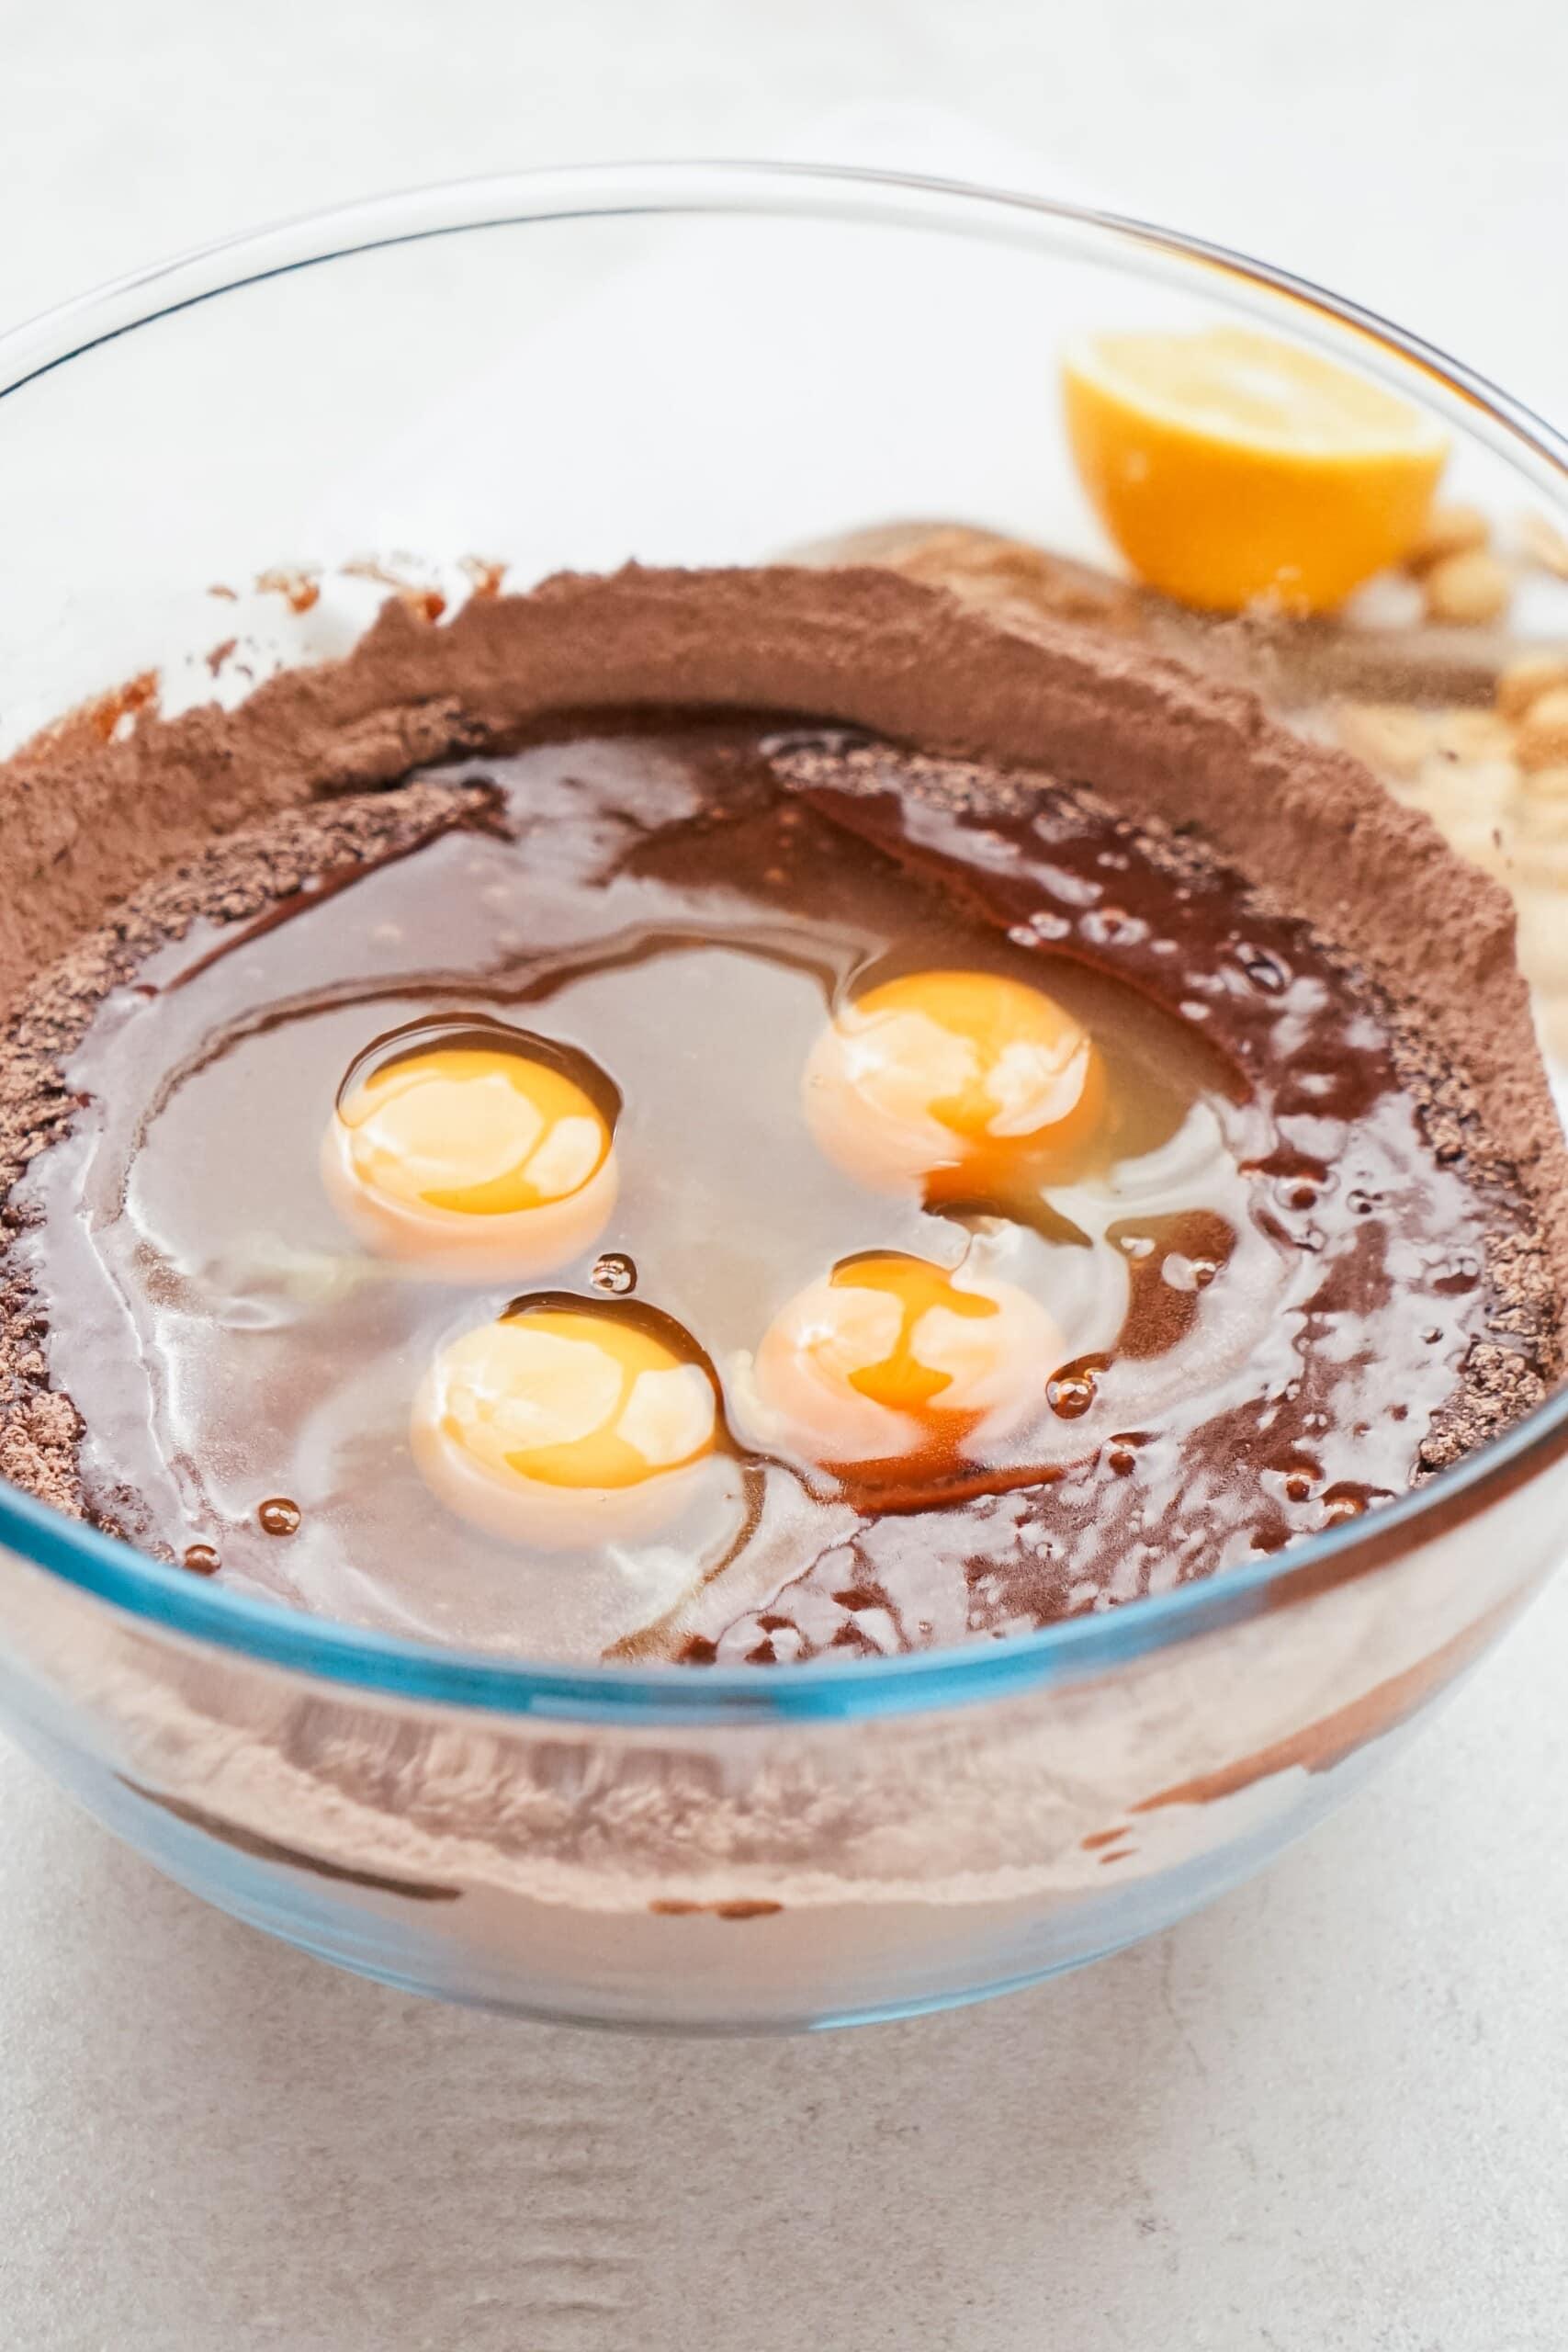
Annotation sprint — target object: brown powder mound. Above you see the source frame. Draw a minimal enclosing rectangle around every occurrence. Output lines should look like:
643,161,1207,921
0,561,1562,1545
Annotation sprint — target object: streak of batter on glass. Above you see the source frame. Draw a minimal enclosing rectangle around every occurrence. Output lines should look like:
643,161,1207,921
21,720,1529,1665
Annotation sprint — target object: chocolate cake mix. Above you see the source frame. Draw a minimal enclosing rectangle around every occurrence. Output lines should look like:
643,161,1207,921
1,566,1562,1665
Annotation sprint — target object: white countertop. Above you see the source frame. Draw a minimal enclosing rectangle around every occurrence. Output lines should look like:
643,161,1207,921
3,8,1567,2346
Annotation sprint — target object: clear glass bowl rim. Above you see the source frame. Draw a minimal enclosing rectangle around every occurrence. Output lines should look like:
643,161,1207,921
2,156,1565,1726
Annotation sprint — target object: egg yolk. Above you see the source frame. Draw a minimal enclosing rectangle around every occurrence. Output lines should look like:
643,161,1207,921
803,968,1105,1200
324,1038,616,1276
745,1251,1061,1475
413,1304,718,1546
342,1046,609,1216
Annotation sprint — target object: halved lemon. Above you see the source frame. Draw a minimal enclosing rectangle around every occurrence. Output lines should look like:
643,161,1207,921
1062,326,1448,614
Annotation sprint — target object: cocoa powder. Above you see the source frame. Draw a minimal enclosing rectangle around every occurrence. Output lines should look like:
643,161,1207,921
0,563,1562,1553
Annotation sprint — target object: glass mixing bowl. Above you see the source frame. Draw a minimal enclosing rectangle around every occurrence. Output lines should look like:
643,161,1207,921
1,164,1566,2030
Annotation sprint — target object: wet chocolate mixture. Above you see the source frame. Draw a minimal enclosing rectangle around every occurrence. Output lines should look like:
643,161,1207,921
10,715,1556,1663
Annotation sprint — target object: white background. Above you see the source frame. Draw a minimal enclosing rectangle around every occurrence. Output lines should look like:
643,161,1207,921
3,6,1567,2346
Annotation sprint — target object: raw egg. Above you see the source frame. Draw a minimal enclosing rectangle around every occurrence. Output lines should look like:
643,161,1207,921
412,1299,719,1547
739,1251,1062,1476
323,1018,617,1277
803,967,1105,1202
